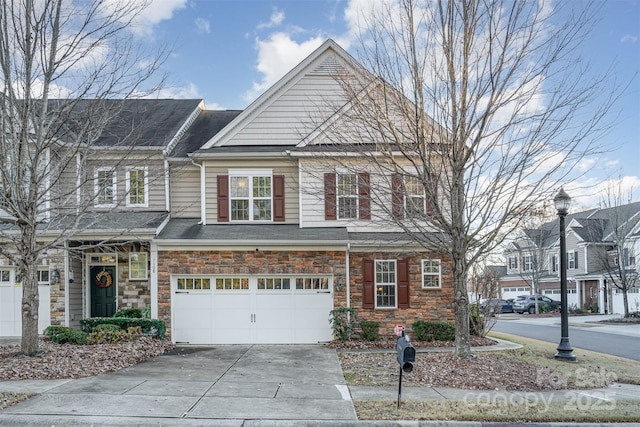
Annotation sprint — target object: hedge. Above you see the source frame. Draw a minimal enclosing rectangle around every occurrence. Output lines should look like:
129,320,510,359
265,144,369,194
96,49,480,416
412,320,456,341
80,317,166,339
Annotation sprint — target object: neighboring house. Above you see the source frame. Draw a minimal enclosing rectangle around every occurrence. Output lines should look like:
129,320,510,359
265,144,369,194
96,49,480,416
1,40,455,343
500,202,640,314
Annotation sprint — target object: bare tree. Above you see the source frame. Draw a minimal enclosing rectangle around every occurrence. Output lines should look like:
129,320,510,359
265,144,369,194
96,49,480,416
512,204,556,313
0,0,165,355
314,0,617,357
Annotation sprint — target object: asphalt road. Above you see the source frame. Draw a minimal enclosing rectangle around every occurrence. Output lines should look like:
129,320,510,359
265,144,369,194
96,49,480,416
492,319,640,361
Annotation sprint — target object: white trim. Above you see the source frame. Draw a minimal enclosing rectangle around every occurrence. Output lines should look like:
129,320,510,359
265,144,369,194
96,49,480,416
422,259,442,289
228,169,274,222
125,166,149,208
150,244,158,319
374,259,397,309
128,252,149,280
94,167,117,208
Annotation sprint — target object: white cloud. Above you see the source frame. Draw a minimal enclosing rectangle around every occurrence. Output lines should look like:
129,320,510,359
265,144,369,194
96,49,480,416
243,33,324,102
621,34,638,44
195,17,210,34
568,175,640,208
101,0,187,37
147,82,201,99
257,8,285,29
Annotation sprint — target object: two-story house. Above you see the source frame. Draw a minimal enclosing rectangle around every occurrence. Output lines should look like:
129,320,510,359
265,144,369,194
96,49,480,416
500,201,640,314
1,40,455,343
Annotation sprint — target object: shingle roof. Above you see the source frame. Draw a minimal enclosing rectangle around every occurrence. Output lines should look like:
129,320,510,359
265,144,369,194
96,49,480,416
49,99,202,148
32,211,169,236
170,110,243,158
156,219,349,244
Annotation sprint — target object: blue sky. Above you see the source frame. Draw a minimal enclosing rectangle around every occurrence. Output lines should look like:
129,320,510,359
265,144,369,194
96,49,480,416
131,0,639,208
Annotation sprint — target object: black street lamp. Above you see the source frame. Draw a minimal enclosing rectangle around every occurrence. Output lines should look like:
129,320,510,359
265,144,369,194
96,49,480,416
554,188,577,362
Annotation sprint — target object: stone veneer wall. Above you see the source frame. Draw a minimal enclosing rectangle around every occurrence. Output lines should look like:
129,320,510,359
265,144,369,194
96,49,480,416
348,251,455,335
116,252,151,311
157,250,347,339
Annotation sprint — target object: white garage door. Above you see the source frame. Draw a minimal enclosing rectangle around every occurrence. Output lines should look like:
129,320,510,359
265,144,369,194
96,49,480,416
172,275,333,345
0,268,51,336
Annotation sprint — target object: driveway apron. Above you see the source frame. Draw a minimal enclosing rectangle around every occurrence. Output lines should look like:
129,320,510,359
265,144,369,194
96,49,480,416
2,345,357,423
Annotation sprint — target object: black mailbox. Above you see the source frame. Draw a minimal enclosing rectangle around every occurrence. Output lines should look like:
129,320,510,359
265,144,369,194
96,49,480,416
396,335,415,373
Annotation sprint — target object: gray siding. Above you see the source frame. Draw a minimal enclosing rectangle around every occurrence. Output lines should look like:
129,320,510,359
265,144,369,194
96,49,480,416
170,164,201,218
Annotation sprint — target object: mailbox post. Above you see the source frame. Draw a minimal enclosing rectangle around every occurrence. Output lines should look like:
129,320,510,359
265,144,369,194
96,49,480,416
395,325,415,408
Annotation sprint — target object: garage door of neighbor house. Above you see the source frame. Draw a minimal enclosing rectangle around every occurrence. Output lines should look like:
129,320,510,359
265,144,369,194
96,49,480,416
0,268,51,336
172,275,333,344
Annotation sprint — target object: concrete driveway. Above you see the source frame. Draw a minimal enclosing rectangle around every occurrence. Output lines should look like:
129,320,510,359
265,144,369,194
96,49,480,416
1,345,357,425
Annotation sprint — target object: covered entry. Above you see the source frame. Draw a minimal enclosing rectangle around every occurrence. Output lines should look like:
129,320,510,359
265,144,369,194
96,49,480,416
172,275,333,344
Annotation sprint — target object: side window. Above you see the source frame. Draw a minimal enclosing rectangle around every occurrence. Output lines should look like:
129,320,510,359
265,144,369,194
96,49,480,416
126,167,148,207
129,252,148,280
422,259,441,288
94,168,116,207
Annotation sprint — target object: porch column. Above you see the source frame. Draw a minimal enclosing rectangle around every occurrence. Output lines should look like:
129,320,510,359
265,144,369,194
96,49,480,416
150,243,158,319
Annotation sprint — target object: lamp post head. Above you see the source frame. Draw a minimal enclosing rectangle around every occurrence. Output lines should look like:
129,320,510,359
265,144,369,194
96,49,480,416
554,188,571,216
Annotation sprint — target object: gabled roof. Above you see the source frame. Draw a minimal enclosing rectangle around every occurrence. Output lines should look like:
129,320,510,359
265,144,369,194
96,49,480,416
198,39,366,150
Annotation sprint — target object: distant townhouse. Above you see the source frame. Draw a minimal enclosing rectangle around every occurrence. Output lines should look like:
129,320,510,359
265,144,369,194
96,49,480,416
500,201,640,314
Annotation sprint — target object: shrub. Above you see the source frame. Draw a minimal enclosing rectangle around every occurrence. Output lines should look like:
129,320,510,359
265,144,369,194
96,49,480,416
113,308,143,318
45,326,88,345
329,307,358,341
87,325,143,344
359,320,380,341
412,320,456,341
539,304,551,313
93,323,122,333
141,306,151,319
469,313,484,336
80,317,166,339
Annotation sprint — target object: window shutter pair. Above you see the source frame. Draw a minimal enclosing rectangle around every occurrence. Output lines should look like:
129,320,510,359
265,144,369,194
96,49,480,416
324,172,371,220
392,173,437,219
362,259,410,309
216,175,285,222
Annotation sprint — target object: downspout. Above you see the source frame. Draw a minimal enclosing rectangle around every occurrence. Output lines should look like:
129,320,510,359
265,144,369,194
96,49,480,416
192,159,206,225
150,243,158,319
164,159,170,212
346,242,351,309
64,241,69,326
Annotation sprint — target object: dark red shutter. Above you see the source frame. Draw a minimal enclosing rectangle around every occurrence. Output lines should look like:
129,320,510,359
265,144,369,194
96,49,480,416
217,175,229,222
358,172,371,220
363,259,375,309
398,259,410,308
324,173,337,220
273,175,285,222
391,173,404,219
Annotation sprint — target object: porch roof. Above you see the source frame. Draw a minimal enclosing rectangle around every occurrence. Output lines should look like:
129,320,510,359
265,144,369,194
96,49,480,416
155,219,349,245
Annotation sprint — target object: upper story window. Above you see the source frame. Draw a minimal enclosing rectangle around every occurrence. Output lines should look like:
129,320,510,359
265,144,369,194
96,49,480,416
551,254,559,273
337,173,358,219
508,256,518,270
422,259,441,288
126,167,148,207
392,173,436,219
567,251,578,270
217,172,285,223
94,168,116,207
375,260,397,308
230,172,272,221
324,172,370,221
522,255,533,272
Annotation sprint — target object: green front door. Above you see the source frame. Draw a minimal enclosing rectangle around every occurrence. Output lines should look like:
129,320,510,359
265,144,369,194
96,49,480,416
90,266,116,317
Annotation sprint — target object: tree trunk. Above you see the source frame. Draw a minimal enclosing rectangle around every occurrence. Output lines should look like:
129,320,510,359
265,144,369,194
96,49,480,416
453,258,471,358
20,262,40,356
623,287,629,318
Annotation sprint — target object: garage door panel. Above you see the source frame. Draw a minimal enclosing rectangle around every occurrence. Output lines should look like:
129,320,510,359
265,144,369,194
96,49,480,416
213,294,252,344
173,292,213,344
